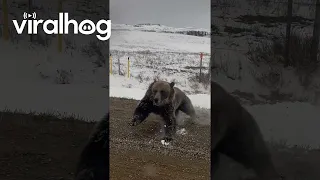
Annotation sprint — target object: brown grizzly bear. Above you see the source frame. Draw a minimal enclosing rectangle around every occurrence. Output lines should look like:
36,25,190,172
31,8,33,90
74,114,109,180
130,80,196,143
211,81,284,180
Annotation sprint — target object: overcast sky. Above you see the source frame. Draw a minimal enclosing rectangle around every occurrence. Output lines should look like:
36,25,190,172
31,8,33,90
110,0,210,29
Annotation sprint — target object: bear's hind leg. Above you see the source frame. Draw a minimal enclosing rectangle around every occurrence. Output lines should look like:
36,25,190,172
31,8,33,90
179,98,196,125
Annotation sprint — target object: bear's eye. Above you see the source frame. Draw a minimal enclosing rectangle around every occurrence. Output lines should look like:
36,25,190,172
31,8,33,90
161,90,168,96
160,90,164,94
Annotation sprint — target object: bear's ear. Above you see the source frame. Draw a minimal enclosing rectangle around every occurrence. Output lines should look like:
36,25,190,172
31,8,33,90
169,82,175,88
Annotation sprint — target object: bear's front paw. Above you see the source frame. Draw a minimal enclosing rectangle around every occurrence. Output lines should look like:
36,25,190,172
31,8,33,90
130,118,140,126
161,136,173,146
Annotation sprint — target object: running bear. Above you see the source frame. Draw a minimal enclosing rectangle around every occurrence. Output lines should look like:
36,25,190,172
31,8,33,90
130,80,196,143
211,81,284,180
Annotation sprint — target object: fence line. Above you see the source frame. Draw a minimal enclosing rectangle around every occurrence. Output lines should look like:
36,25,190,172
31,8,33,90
109,55,131,78
213,0,320,68
109,52,208,81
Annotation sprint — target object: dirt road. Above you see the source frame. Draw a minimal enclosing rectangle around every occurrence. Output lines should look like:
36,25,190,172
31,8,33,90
109,97,211,180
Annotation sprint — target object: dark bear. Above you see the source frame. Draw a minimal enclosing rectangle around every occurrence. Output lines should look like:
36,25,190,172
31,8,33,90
130,80,196,143
211,81,284,180
74,114,109,180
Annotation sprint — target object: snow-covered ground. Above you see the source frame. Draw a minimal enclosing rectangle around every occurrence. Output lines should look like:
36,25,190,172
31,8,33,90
211,0,320,102
111,24,210,53
110,24,211,95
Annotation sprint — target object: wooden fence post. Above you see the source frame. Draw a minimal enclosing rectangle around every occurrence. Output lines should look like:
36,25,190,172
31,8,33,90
118,57,120,75
127,57,130,78
109,54,112,75
199,52,203,82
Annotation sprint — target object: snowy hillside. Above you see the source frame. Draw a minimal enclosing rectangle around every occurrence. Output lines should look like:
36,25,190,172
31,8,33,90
110,23,211,95
112,23,210,37
212,0,320,105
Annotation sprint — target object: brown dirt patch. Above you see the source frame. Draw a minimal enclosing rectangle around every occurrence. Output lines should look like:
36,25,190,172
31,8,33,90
109,97,211,180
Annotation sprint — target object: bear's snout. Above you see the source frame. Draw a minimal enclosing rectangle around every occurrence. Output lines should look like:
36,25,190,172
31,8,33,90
154,98,159,103
153,98,160,106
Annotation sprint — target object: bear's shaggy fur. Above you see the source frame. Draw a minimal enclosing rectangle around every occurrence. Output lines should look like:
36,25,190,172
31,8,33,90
130,80,196,142
211,81,284,180
74,114,109,180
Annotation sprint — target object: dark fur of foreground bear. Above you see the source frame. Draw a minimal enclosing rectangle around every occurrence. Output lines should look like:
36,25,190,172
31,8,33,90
74,114,109,180
211,81,284,180
131,80,196,142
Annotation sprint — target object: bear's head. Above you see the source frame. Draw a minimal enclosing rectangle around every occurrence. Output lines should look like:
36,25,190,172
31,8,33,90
149,80,175,107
